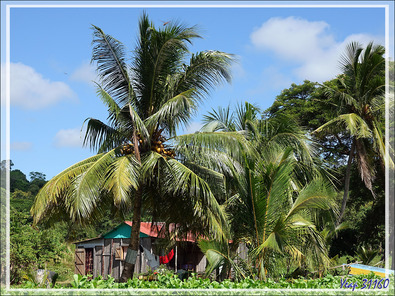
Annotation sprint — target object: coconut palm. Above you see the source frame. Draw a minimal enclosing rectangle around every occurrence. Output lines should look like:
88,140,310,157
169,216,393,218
195,139,336,280
314,41,389,225
31,13,239,281
234,148,335,280
202,102,335,187
194,104,337,280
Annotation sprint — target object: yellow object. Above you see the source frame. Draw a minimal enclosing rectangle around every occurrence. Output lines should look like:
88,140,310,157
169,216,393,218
349,264,394,278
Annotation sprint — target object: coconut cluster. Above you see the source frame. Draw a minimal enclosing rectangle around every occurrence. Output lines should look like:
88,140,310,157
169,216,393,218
150,131,176,159
120,142,135,155
120,131,176,159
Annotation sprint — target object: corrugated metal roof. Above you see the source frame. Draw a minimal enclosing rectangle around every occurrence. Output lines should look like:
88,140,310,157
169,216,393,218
73,221,200,243
72,236,103,244
103,222,149,239
124,222,198,242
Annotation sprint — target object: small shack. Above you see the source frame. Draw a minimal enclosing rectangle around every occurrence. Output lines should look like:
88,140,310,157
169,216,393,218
73,222,206,279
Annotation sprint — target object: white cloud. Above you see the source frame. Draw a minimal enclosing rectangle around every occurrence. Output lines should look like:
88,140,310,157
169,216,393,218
183,121,203,134
54,127,85,148
6,62,77,109
251,17,333,61
251,16,384,82
70,61,98,84
11,141,33,151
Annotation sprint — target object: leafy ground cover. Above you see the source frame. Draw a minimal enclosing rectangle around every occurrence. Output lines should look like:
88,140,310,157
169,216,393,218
10,272,393,289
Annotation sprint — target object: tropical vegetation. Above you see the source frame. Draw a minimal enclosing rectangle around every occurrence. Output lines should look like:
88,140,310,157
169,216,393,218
191,103,337,280
314,42,388,225
2,12,391,292
30,12,241,282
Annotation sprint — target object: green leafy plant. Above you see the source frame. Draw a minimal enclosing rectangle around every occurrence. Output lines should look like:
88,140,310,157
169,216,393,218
18,272,392,291
354,244,380,265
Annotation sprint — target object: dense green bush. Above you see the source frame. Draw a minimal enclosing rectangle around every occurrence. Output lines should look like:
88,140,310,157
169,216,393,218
10,208,72,284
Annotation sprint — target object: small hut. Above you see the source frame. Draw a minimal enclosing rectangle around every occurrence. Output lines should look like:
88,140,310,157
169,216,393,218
73,222,206,279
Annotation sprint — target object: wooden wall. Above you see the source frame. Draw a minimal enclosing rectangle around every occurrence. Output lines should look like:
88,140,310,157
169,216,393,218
75,237,157,280
195,251,207,273
75,237,207,280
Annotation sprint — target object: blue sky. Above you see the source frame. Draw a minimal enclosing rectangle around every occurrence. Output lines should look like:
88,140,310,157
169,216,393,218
1,1,394,180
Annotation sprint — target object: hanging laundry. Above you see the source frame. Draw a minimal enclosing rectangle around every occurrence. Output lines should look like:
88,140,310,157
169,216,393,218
159,249,174,264
141,246,159,270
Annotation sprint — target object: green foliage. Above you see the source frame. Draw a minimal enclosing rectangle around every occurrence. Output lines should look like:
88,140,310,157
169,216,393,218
30,13,237,282
16,272,391,291
264,80,333,130
264,80,347,166
10,189,34,213
354,245,381,266
262,44,387,259
198,239,249,281
8,166,74,284
31,14,235,242
199,102,337,280
1,160,47,194
10,169,30,192
10,206,71,284
329,164,385,257
28,172,47,195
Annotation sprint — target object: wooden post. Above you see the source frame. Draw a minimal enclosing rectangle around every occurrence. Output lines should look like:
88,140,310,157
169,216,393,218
120,238,123,277
109,239,114,277
101,244,104,276
175,244,178,272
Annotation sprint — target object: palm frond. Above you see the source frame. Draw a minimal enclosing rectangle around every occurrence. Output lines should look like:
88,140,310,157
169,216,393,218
339,41,363,74
82,118,125,152
235,102,260,131
103,154,140,207
198,239,247,280
67,150,118,222
354,138,375,196
175,50,234,100
31,154,104,224
165,158,229,240
182,161,226,198
314,113,372,139
202,105,235,132
286,179,334,219
91,25,134,107
174,131,255,161
128,103,149,140
132,13,201,117
144,89,198,136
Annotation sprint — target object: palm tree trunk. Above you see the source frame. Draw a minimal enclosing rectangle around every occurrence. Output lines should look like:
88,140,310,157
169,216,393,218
120,187,143,282
337,139,356,226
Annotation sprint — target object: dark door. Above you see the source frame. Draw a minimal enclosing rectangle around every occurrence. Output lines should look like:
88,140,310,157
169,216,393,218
85,248,94,276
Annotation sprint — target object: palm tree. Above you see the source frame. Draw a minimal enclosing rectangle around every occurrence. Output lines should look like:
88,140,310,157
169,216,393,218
31,13,238,281
233,148,335,280
314,41,389,225
194,103,337,280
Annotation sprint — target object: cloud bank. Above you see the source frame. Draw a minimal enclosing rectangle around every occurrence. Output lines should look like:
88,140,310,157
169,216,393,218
7,62,77,109
70,61,98,84
251,16,384,82
54,127,85,148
